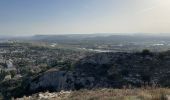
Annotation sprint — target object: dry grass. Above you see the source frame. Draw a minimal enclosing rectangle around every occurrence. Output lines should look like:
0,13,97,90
16,88,170,100
66,88,170,100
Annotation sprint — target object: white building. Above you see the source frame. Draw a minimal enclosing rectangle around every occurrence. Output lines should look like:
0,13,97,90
5,59,16,71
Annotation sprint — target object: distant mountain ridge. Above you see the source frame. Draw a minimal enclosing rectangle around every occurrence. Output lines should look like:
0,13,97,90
29,34,170,43
1,34,170,43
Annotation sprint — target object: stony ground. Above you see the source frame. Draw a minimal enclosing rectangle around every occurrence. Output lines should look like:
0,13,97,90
15,88,170,100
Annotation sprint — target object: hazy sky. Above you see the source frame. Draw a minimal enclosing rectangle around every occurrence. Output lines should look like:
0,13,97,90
0,0,170,35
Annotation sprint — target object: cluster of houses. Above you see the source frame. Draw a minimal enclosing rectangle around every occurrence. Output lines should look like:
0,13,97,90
0,42,89,81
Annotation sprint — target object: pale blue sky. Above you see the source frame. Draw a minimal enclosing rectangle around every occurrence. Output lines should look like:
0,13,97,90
0,0,170,35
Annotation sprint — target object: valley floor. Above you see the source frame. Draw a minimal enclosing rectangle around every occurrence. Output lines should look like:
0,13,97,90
16,88,170,100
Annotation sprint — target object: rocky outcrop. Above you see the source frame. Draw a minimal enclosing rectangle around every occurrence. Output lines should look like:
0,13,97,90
30,71,70,91
29,69,95,93
16,91,71,100
28,52,170,94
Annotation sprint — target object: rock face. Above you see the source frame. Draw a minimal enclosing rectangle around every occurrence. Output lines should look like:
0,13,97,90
29,70,95,93
28,52,170,93
30,71,70,91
